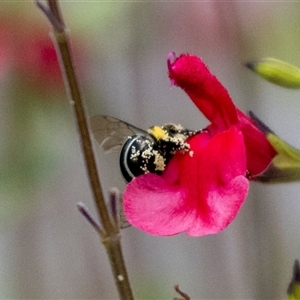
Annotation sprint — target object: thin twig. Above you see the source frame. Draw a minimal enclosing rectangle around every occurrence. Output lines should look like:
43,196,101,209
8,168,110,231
35,1,64,32
77,202,104,237
36,1,134,299
174,284,191,300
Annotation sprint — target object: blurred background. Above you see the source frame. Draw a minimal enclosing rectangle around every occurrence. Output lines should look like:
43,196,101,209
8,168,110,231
1,2,300,299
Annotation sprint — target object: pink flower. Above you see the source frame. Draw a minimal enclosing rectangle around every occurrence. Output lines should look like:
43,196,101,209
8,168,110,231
0,16,84,95
123,53,276,236
0,19,12,79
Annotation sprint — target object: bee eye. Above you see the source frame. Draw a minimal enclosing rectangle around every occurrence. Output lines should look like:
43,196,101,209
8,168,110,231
168,128,178,135
163,124,178,136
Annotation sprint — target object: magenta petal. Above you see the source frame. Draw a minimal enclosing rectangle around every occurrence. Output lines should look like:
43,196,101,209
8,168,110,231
123,127,249,236
168,53,238,129
123,173,190,235
186,175,249,236
174,127,249,235
237,109,277,175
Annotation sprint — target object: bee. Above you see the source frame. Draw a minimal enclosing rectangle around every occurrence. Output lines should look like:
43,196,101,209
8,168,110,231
90,115,203,228
90,115,200,182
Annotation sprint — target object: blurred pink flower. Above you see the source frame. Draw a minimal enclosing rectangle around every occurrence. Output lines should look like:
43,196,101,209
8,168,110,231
0,17,83,94
123,53,276,236
17,31,63,91
0,23,11,79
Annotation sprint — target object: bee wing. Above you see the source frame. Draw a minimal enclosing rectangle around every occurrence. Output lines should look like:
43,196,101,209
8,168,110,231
90,115,147,153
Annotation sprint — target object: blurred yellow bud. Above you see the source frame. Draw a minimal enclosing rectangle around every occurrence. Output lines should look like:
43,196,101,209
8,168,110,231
246,58,300,88
287,260,300,300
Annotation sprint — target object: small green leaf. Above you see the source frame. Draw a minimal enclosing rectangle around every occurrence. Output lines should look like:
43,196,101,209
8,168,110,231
246,58,300,88
287,260,300,300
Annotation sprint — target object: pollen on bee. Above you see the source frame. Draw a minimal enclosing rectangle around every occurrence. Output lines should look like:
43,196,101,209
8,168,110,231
130,150,140,161
140,164,150,173
152,150,166,171
149,126,166,140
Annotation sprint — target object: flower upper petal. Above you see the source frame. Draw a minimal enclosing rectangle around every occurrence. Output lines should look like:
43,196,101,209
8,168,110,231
123,127,249,236
237,109,277,175
168,53,238,130
168,52,276,176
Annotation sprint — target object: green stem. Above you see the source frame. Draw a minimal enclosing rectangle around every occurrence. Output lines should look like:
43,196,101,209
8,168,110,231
37,1,134,299
54,29,114,234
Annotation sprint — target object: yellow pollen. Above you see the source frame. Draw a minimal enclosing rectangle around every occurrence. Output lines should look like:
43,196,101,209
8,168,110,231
148,126,166,141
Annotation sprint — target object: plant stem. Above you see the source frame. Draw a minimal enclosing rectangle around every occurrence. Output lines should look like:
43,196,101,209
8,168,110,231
36,1,134,299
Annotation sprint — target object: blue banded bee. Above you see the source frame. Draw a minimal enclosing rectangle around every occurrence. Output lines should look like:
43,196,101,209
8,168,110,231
90,115,200,182
90,115,202,228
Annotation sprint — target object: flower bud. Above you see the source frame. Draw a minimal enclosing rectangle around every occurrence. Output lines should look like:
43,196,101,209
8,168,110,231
287,260,300,300
246,58,300,88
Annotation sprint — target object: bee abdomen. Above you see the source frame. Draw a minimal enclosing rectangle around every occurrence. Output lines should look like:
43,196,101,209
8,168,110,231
119,135,166,182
